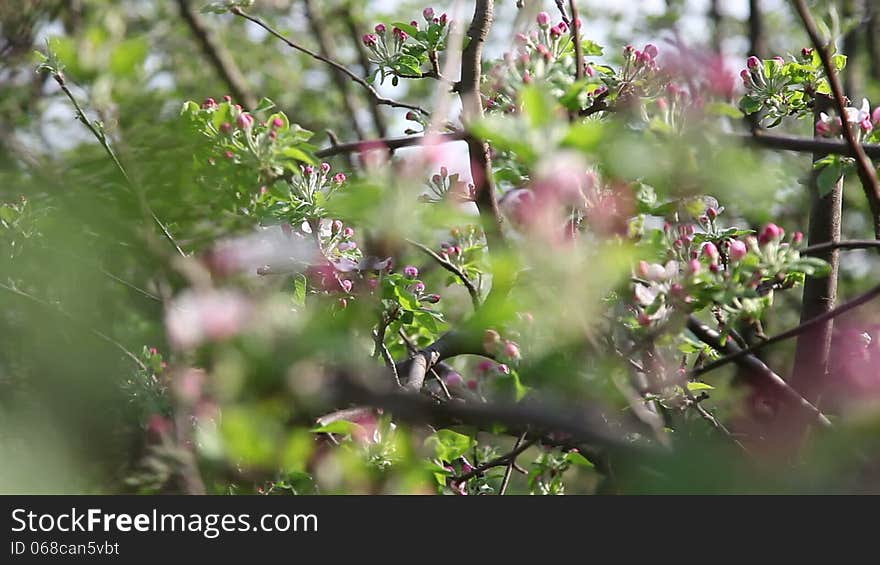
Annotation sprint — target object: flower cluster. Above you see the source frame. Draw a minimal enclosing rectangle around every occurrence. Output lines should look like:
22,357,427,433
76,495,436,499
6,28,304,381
631,203,826,330
420,166,475,203
363,7,450,86
815,98,880,140
739,49,842,127
484,12,603,114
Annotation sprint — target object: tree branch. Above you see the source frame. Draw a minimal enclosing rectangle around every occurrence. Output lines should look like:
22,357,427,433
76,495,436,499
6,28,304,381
790,95,842,402
459,1,506,254
176,0,257,110
741,130,880,158
454,434,537,484
792,0,880,239
50,73,185,257
334,372,653,450
407,238,481,310
686,315,831,427
232,7,429,116
690,282,880,382
314,131,466,158
302,0,368,140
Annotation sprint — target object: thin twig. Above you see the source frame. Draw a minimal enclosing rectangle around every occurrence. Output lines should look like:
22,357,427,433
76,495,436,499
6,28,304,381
0,281,147,371
802,239,880,255
302,0,367,140
176,0,257,109
686,315,831,427
407,238,481,309
232,8,429,116
792,0,880,239
315,131,467,158
454,435,538,483
741,130,880,158
568,0,583,81
51,74,186,257
499,432,528,494
691,283,880,379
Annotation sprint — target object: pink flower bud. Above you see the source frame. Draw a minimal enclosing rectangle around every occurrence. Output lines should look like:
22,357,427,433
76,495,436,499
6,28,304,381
423,7,435,21
321,162,331,174
644,44,659,58
220,122,232,134
802,47,814,58
412,281,425,293
688,259,701,274
342,227,354,238
224,150,235,159
331,220,343,233
536,11,551,27
333,173,346,184
772,56,784,65
504,341,521,361
758,223,784,244
747,56,761,70
423,294,440,303
363,33,378,47
706,207,718,220
393,27,408,41
444,371,463,387
201,97,217,109
729,239,748,262
375,23,386,34
740,69,752,87
223,95,232,102
792,231,804,244
236,112,254,130
404,265,419,278
873,107,880,126
497,364,510,374
638,312,652,327
702,242,720,262
271,117,284,128
439,13,448,26
478,359,495,373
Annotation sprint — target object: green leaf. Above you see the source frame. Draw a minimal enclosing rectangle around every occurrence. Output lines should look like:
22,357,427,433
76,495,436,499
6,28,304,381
109,37,148,77
561,121,604,153
311,420,366,436
816,157,844,197
281,146,316,164
254,97,277,113
426,429,476,463
391,22,419,37
564,451,595,468
293,274,307,307
686,382,715,392
520,85,555,129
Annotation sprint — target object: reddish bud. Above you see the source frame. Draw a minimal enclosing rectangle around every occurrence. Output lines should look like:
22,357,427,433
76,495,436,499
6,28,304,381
729,239,748,262
404,265,419,278
747,56,761,70
333,173,346,184
236,112,254,130
536,11,551,27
